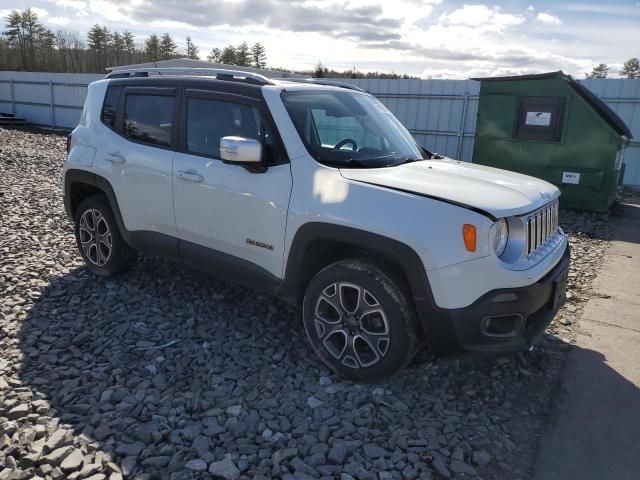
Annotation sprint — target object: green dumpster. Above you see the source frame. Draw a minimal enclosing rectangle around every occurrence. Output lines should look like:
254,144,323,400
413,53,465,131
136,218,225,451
471,71,632,212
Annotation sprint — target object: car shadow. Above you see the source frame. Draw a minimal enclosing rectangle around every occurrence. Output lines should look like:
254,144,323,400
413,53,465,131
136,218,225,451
15,257,575,479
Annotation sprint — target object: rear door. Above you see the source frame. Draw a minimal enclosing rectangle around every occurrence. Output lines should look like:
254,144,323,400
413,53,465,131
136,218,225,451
98,85,178,238
172,89,292,279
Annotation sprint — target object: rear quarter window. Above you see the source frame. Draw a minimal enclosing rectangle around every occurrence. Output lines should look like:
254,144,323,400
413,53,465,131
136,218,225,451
100,86,121,128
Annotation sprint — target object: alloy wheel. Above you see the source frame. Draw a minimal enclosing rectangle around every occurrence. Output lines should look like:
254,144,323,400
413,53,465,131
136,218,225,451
79,208,112,266
314,282,391,369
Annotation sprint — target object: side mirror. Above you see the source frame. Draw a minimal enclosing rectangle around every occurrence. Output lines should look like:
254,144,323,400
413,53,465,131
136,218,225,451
220,136,262,164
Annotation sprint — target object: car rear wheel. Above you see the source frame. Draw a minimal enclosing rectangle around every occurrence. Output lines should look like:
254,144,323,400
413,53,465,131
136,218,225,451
74,195,137,276
302,259,419,382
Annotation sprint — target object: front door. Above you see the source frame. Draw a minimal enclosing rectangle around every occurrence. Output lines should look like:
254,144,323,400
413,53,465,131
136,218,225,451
172,90,292,279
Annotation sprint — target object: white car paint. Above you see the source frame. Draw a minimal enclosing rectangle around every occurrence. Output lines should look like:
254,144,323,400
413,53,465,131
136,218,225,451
65,78,568,311
339,158,560,218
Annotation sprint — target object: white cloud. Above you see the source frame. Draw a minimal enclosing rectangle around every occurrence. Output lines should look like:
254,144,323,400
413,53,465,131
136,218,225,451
31,7,50,17
526,5,535,12
47,16,70,25
438,4,524,30
536,12,562,25
46,0,87,9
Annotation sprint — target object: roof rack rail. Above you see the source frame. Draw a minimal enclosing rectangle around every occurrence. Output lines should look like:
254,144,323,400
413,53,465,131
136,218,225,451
279,78,365,92
105,67,273,85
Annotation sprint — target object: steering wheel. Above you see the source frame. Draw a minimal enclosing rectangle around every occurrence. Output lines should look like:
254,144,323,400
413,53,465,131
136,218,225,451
332,138,358,151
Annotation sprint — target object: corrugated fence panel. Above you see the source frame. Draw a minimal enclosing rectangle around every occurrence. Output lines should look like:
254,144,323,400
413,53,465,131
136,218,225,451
578,78,640,186
0,71,103,129
335,78,480,161
0,71,638,185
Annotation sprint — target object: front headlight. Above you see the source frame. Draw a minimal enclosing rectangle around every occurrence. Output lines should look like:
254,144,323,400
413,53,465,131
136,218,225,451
491,218,509,257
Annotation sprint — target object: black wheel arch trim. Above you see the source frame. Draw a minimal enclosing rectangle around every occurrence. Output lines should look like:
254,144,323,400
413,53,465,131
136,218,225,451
280,222,446,347
64,169,127,237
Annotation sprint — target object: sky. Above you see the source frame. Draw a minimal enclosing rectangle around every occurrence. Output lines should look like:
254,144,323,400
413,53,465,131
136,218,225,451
1,0,639,78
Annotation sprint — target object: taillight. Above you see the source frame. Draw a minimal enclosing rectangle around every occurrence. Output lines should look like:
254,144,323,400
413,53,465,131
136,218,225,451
66,135,72,154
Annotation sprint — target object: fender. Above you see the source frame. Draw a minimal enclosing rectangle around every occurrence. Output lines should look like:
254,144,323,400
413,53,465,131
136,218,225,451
63,168,179,257
279,222,455,350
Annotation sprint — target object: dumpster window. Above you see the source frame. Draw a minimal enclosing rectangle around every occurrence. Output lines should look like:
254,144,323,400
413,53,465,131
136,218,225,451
514,96,565,142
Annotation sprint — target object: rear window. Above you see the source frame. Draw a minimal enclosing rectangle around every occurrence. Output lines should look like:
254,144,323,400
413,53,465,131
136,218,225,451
101,87,121,128
123,94,174,147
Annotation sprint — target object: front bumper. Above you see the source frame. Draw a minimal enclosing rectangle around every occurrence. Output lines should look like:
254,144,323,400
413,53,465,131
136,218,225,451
417,244,570,355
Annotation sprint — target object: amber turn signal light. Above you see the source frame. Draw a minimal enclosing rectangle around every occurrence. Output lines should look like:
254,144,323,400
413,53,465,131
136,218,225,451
463,224,476,252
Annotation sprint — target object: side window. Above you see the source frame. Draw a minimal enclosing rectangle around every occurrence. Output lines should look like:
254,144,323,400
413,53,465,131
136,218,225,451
101,86,121,128
186,97,279,162
123,94,175,147
514,96,566,142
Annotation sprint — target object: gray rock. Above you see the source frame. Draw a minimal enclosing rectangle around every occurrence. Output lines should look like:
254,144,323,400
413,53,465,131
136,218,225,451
472,450,491,466
449,460,476,476
328,444,347,465
42,446,74,466
185,459,208,472
43,430,68,453
115,443,144,457
225,405,242,416
306,396,323,409
363,444,386,460
60,449,84,472
7,404,29,419
432,458,451,479
208,454,240,480
319,377,333,387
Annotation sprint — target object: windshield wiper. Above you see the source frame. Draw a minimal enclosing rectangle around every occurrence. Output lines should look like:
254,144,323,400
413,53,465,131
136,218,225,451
321,158,365,168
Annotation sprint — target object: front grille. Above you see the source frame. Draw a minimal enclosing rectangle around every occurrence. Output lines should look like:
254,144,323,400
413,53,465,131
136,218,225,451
526,200,559,256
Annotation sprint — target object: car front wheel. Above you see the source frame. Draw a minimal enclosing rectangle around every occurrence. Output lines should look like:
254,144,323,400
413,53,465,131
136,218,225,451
302,259,419,382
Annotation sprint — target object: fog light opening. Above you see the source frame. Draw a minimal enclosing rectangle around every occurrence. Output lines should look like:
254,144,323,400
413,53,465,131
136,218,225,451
481,314,524,338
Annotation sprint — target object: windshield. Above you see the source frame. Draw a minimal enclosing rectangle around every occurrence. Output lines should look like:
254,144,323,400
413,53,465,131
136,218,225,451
281,90,429,168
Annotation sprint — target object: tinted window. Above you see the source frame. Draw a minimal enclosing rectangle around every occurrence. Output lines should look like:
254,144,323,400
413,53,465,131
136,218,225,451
186,97,278,162
514,96,565,142
101,87,121,128
123,94,174,146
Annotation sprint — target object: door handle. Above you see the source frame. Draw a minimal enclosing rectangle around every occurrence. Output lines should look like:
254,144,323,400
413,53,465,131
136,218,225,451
105,152,126,164
177,170,204,183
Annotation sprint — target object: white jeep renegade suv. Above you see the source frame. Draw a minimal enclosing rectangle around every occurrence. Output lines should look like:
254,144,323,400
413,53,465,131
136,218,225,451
63,68,570,381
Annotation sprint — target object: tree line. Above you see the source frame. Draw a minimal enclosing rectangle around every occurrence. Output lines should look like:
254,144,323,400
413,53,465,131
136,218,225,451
0,8,270,73
586,59,640,79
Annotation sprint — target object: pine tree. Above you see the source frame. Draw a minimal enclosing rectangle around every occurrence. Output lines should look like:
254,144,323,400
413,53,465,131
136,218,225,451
235,41,250,66
220,45,236,65
159,33,177,59
144,34,160,61
620,58,640,79
250,42,267,68
185,36,199,59
87,24,111,71
207,47,221,63
586,64,609,79
122,30,135,64
111,31,125,66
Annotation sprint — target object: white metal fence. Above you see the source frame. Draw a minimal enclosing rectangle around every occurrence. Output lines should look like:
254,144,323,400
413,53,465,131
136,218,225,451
0,71,638,186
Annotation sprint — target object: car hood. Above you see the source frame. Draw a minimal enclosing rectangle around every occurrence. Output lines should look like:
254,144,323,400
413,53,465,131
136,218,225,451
339,158,559,218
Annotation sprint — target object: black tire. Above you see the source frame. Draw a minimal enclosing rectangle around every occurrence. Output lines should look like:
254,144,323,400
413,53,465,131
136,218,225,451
74,195,137,276
302,259,419,382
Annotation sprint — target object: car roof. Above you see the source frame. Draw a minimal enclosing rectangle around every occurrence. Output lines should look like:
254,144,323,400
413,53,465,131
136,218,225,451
105,75,367,97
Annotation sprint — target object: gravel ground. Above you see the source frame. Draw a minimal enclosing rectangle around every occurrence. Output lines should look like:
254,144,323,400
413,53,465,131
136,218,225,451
0,128,611,480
